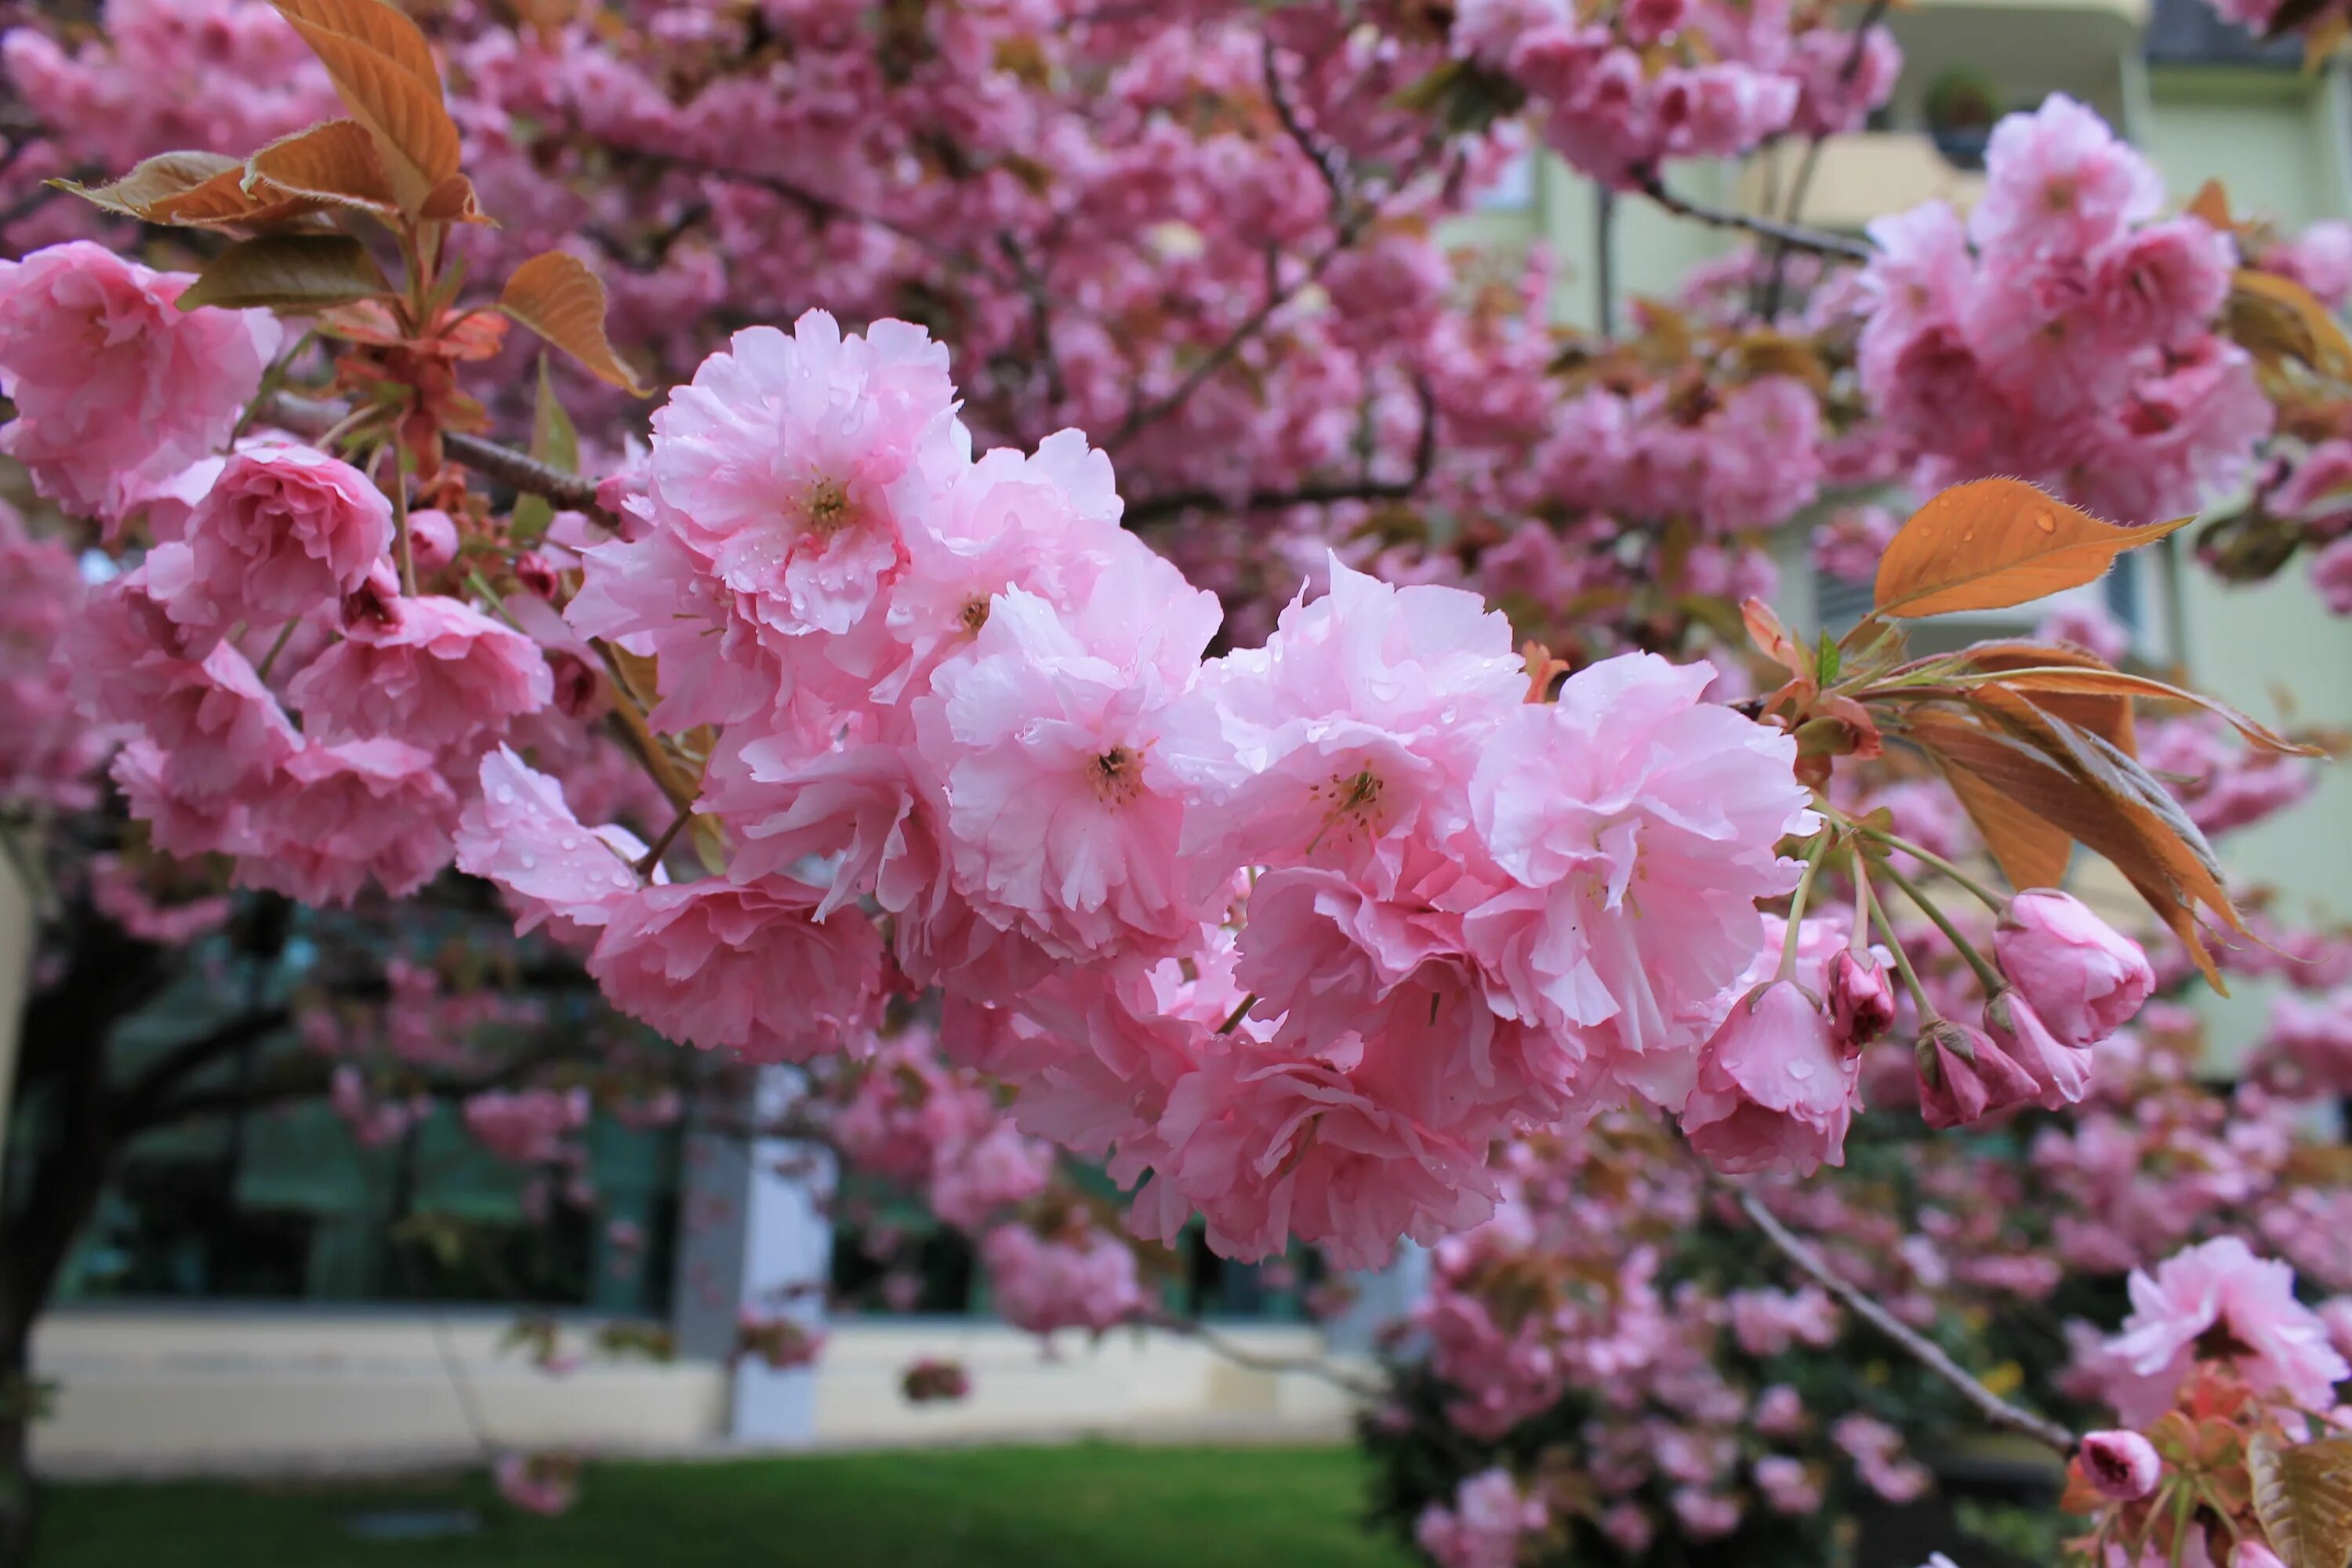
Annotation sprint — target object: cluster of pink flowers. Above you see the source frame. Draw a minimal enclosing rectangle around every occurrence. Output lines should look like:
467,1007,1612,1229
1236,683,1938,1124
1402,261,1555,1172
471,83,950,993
1415,1468,1548,1568
451,309,1820,1270
978,1221,1147,1337
1449,0,1898,187
818,1026,1054,1230
0,505,108,814
1,244,577,909
463,1087,591,1167
1860,96,2271,525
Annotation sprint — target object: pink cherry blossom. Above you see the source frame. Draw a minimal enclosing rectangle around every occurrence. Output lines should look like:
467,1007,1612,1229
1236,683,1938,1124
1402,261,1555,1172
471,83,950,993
1465,652,1814,1109
2103,1236,2349,1424
289,593,553,751
454,746,649,941
169,445,392,637
588,877,884,1062
0,241,282,523
979,1221,1145,1336
1681,982,1860,1176
644,310,960,637
238,738,459,905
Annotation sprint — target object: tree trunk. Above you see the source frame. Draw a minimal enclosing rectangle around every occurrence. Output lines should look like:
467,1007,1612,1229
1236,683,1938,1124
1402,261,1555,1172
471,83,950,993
0,1298,41,1568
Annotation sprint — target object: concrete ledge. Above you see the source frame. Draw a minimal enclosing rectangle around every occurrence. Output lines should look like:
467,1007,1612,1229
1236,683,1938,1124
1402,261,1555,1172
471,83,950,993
31,1308,1364,1478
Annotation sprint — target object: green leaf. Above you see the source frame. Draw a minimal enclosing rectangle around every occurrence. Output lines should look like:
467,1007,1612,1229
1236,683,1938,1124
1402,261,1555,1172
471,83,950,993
510,355,579,545
1816,630,1841,685
176,232,393,312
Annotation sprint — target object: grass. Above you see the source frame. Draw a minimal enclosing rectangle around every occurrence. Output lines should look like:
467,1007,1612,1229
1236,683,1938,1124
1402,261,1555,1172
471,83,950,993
38,1443,1420,1568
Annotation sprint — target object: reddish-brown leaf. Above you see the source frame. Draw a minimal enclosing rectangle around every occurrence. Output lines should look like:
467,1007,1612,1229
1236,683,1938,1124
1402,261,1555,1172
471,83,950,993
2187,179,2234,231
1958,641,2140,757
2249,1434,2352,1568
1932,757,2074,891
2227,267,2352,379
270,0,461,216
1874,479,2191,619
1964,658,2318,757
245,118,397,215
1905,704,2238,987
418,172,492,224
497,251,647,395
56,151,330,230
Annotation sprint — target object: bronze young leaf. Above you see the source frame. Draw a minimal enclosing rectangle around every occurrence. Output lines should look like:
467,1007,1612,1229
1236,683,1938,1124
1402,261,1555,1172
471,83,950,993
1874,478,2190,620
498,252,649,396
270,0,462,217
2249,1434,2352,1568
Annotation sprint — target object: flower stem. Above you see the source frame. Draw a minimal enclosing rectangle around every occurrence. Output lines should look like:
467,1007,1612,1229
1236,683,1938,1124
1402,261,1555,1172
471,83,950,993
1853,823,2007,912
1862,872,1939,1024
254,620,299,683
1777,829,1834,982
1218,993,1259,1035
390,445,417,597
635,802,692,877
1877,856,2009,999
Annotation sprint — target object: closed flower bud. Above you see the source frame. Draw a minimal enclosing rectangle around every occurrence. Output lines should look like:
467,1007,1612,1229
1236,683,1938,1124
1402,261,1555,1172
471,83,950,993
1994,889,2155,1048
1985,989,2096,1110
2078,1429,2161,1501
1915,1018,2041,1129
1828,948,1896,1048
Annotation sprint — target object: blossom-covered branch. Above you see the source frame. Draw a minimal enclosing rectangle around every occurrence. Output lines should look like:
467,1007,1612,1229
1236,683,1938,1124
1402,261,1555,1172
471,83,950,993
1737,1189,2078,1453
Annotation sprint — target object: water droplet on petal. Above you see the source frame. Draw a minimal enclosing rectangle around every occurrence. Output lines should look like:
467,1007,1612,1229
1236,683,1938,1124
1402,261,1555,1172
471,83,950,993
492,786,516,805
1788,1059,1816,1081
557,835,579,851
519,853,537,870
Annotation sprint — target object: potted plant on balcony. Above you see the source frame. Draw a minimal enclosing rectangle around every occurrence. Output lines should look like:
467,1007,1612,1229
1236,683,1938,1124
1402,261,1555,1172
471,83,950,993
1924,67,2001,170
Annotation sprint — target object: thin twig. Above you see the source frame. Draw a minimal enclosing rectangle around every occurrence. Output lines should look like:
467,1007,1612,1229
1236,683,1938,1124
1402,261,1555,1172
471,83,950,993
1145,1311,1388,1401
263,394,602,512
1123,374,1437,524
1637,176,1874,262
1737,1189,2077,1454
1758,0,1893,315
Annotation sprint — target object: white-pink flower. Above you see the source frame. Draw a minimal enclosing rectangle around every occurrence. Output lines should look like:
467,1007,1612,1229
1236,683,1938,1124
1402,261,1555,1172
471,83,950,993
169,445,391,638
2103,1236,2349,1424
290,593,553,750
644,310,960,637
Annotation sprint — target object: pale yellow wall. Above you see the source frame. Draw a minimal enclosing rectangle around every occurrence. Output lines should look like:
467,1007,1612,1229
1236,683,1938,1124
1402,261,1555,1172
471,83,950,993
31,1312,1356,1477
2143,67,2352,1065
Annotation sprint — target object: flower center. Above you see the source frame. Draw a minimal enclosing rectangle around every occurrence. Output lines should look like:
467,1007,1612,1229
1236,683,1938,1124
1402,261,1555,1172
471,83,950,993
1304,765,1385,853
1089,746,1143,805
802,475,855,538
958,595,991,633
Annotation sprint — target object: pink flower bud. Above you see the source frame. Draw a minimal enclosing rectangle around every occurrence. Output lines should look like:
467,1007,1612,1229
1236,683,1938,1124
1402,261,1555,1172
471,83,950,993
1828,948,1896,1047
2079,1429,2161,1501
1681,981,1860,1176
1915,1018,2041,1129
1984,990,2095,1109
407,507,459,572
1994,889,2156,1047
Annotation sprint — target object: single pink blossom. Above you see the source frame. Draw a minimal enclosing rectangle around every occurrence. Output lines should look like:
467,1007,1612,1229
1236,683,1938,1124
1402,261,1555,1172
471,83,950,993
1682,981,1860,1175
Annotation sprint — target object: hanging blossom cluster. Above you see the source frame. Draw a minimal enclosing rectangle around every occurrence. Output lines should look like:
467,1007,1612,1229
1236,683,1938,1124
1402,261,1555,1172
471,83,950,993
1858,95,2273,526
1447,0,1899,187
437,307,1819,1271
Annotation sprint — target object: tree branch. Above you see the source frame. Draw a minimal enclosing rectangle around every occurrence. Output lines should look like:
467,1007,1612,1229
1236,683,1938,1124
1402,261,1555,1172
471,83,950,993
263,394,603,512
1737,1189,2078,1454
1635,176,1874,263
1143,1310,1387,1400
1123,375,1437,525
1758,0,1894,317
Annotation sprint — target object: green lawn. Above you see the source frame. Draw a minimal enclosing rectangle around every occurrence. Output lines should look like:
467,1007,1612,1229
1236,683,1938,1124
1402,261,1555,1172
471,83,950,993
38,1443,1420,1568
